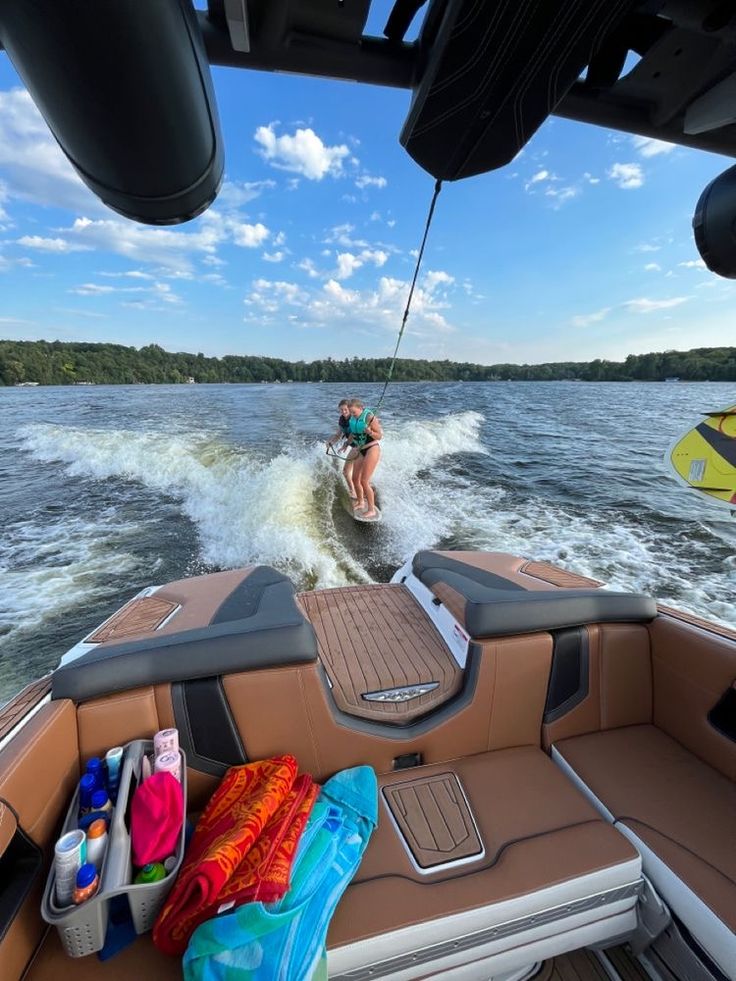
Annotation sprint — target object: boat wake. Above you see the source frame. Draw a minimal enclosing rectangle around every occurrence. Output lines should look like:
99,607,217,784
18,412,486,594
14,406,736,646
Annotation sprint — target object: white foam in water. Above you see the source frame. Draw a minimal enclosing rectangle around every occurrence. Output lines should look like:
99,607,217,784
0,512,142,641
21,424,370,589
17,410,736,631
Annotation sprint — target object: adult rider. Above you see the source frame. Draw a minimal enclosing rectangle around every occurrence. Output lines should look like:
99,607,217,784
347,398,383,519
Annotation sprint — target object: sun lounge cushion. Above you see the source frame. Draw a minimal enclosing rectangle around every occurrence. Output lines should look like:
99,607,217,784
327,747,642,977
553,724,736,979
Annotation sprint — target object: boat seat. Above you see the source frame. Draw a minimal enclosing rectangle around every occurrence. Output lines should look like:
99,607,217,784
553,724,736,980
51,566,318,703
327,747,642,979
410,551,656,639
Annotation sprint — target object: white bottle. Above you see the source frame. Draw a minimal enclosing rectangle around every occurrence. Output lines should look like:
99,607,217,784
85,819,108,870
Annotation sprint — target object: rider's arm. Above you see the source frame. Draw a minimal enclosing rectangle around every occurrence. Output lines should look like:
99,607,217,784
366,414,383,440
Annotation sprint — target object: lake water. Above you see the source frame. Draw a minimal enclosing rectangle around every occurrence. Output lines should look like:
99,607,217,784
1,380,735,705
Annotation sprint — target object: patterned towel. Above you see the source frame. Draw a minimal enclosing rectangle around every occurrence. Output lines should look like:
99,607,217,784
153,756,317,956
183,765,378,981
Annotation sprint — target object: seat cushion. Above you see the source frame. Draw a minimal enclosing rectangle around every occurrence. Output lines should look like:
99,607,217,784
554,724,736,976
327,748,641,978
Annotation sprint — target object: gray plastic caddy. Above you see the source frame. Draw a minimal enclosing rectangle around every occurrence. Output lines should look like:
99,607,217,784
41,739,187,958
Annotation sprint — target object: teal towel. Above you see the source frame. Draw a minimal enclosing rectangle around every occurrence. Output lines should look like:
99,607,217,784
183,765,378,981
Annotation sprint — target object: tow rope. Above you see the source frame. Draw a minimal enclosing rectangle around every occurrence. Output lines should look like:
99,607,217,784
326,178,443,461
374,178,443,411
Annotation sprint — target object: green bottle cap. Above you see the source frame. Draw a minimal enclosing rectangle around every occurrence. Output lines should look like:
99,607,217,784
134,862,166,884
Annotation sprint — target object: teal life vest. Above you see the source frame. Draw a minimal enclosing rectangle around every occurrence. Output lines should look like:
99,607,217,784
349,408,374,446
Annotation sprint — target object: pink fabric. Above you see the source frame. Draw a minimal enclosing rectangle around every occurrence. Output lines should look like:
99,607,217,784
131,772,183,867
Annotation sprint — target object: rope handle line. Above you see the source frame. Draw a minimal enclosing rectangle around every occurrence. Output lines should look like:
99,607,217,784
374,178,443,412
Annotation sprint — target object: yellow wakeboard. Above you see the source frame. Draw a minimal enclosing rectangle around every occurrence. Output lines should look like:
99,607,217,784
667,403,736,511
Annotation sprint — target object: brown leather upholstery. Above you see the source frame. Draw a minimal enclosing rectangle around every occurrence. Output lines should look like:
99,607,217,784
223,632,553,780
428,581,467,624
0,700,78,846
0,800,17,857
649,614,736,781
426,551,560,591
77,686,160,760
328,747,639,948
554,724,736,931
93,568,254,648
0,701,78,981
26,930,179,981
543,624,652,749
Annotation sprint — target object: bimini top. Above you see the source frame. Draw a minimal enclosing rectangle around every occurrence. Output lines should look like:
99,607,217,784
2,1,736,230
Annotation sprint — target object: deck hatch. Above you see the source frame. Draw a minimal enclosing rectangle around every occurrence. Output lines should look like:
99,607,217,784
383,772,483,872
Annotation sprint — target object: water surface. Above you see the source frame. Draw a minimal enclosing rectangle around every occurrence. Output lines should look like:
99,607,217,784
1,381,735,705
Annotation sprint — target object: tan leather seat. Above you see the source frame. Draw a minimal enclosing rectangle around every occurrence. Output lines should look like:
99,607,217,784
327,748,642,979
553,724,736,980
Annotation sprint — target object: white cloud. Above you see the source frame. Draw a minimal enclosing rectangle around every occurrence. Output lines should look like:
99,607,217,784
0,88,98,212
631,136,676,158
529,169,550,184
217,180,275,208
624,296,689,313
69,280,182,305
608,162,644,189
262,250,285,263
644,262,661,272
571,307,611,328
297,258,320,279
99,269,154,280
544,186,579,208
323,222,369,249
0,315,34,326
679,259,707,269
69,283,118,295
254,123,350,180
273,231,286,247
583,173,600,185
334,249,388,280
63,214,224,273
245,278,309,314
634,242,661,253
244,272,456,337
424,269,454,291
16,235,89,253
355,175,387,190
231,221,269,248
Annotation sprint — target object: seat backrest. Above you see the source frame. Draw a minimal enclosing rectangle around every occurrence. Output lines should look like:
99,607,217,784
649,613,736,782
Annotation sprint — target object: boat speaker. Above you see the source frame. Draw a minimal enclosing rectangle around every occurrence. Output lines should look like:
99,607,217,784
0,0,223,225
693,164,736,278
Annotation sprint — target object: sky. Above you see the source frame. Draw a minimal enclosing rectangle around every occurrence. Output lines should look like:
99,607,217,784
1,9,735,365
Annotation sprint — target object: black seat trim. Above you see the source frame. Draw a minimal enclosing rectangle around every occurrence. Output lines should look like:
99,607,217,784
51,567,317,703
413,557,655,638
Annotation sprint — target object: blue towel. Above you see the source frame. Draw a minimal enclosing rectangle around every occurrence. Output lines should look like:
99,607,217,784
183,765,378,981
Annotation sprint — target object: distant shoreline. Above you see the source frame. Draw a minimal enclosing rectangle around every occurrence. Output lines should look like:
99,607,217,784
2,339,735,385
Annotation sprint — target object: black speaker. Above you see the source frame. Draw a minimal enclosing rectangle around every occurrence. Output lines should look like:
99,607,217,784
0,0,224,225
693,164,736,279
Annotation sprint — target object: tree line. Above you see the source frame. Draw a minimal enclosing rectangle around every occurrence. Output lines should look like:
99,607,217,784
1,339,735,386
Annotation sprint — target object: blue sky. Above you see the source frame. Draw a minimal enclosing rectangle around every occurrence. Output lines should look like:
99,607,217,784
0,21,734,365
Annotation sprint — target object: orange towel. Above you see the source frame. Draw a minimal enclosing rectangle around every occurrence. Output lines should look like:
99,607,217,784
153,755,317,956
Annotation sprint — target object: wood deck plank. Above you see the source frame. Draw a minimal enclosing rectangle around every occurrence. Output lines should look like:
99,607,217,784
298,584,463,724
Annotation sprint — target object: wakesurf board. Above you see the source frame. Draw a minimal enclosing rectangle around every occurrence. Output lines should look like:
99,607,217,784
667,403,736,511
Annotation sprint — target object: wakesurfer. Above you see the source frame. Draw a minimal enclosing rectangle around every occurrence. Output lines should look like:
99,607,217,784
347,398,383,519
326,399,357,498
